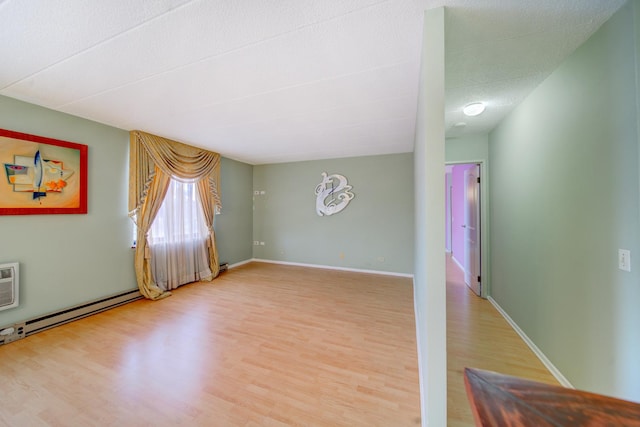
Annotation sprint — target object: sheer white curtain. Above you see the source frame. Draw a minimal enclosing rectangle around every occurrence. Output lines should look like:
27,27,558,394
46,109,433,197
148,178,212,291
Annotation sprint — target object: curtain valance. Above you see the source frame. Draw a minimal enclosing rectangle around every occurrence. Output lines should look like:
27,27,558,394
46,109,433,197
128,130,221,219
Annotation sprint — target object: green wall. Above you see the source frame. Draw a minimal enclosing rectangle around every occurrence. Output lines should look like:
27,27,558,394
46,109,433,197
445,134,488,163
0,95,136,325
414,7,446,426
489,1,640,401
216,157,253,266
253,153,414,274
0,95,255,326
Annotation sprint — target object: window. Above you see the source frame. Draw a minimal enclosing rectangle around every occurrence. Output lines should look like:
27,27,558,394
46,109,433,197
148,179,208,245
147,178,212,290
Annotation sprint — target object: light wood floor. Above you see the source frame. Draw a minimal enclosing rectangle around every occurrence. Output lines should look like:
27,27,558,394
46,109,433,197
0,263,421,426
446,255,559,426
0,260,558,426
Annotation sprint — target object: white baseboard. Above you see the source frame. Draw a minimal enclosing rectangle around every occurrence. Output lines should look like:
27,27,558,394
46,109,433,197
251,258,414,278
488,296,574,388
451,255,464,272
228,259,253,269
411,277,427,425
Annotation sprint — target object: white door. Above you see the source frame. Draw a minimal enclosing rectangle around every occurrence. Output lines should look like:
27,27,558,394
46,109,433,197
463,165,481,296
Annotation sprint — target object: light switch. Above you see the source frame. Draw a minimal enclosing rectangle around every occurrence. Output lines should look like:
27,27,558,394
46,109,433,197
618,249,631,272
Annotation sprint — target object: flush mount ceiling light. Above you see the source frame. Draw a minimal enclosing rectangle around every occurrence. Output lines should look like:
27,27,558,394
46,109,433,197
463,102,486,117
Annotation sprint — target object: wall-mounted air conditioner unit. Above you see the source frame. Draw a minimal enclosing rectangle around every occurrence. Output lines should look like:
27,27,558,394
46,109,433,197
0,263,19,311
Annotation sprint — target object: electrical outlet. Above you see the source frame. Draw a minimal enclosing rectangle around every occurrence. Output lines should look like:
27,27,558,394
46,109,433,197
253,190,259,195
619,249,631,272
0,323,25,345
260,241,265,246
253,241,259,246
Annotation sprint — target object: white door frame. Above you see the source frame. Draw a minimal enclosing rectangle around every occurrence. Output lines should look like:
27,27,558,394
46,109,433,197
445,170,453,253
463,165,481,295
445,160,489,298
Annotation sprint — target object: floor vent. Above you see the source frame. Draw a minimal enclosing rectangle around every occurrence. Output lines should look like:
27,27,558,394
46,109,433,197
0,289,142,345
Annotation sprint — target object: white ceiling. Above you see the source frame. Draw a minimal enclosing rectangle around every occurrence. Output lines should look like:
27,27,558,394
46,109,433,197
0,0,626,164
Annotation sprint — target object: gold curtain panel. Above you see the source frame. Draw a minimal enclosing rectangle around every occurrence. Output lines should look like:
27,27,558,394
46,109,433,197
128,130,222,300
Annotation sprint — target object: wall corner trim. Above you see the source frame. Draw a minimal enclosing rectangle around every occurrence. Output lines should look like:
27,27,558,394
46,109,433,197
488,296,574,388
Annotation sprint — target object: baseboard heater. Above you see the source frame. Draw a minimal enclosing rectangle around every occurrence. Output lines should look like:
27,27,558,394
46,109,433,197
0,289,142,345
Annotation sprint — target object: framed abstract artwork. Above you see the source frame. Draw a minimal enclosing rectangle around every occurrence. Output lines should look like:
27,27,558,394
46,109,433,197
0,128,88,215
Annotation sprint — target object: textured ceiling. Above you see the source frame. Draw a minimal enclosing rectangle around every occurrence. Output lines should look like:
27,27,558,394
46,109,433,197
0,0,626,164
444,0,627,139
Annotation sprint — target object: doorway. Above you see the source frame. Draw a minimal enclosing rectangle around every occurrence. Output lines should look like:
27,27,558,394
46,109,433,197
445,163,482,297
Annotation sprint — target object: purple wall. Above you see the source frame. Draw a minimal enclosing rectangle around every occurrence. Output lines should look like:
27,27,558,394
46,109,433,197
450,164,475,266
445,172,452,252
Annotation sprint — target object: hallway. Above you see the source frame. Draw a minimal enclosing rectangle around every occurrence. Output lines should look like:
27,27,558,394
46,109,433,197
446,255,559,426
